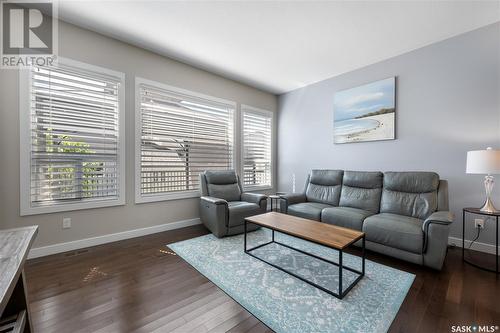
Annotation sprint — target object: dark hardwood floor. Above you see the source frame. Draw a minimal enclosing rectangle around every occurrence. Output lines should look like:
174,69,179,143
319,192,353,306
25,225,499,332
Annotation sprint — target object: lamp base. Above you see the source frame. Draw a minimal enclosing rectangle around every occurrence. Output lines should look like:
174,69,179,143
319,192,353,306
479,197,499,213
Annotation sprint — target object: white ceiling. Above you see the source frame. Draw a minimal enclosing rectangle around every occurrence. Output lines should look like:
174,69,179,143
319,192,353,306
58,1,500,94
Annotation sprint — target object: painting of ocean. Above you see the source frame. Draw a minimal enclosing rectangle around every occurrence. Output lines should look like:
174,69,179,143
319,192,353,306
334,77,396,144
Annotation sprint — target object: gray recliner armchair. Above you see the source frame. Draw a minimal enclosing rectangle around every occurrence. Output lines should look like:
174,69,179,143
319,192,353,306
199,170,267,238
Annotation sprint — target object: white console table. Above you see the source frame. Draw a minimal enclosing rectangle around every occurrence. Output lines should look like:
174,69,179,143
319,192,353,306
0,226,38,333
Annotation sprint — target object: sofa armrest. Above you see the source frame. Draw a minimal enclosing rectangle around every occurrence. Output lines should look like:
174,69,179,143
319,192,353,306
280,193,306,204
200,196,228,206
241,192,267,210
423,211,454,232
422,211,454,270
279,193,306,213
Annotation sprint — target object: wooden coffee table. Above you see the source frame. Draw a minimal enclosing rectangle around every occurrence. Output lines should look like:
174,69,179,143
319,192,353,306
244,212,365,299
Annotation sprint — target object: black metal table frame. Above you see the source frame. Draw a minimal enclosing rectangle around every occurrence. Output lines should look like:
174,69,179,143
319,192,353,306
462,209,499,274
244,220,365,299
269,195,280,212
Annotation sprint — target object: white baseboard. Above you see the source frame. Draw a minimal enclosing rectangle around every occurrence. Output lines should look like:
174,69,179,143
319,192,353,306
448,236,499,255
28,218,202,259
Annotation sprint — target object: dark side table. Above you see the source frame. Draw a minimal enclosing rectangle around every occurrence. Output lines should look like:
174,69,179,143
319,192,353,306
268,195,280,212
269,192,286,212
462,208,499,274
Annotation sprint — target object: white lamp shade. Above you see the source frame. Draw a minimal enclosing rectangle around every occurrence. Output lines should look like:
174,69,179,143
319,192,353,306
466,149,500,174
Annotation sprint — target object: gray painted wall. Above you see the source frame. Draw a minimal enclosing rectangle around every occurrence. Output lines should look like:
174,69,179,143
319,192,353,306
0,21,277,248
278,23,500,247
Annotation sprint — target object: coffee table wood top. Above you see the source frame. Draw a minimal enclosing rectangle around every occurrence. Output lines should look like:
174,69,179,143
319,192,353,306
245,212,364,249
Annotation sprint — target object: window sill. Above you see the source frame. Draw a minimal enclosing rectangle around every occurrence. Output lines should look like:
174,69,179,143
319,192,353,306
243,185,273,193
20,197,126,216
135,190,200,204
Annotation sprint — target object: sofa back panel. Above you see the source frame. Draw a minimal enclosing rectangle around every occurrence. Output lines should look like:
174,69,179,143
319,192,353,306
343,171,383,189
383,172,439,193
305,170,343,205
207,183,241,201
339,171,383,213
380,190,437,219
381,172,439,219
309,170,344,186
306,183,341,205
340,186,382,213
205,170,239,185
437,180,449,211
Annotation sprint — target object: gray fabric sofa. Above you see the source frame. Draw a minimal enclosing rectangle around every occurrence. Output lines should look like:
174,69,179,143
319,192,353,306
280,170,454,270
199,170,267,238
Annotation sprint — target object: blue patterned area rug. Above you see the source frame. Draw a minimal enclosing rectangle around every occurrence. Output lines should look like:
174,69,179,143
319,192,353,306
168,229,414,333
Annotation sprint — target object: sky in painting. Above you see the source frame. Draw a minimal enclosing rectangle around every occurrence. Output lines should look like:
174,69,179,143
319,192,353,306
334,77,395,122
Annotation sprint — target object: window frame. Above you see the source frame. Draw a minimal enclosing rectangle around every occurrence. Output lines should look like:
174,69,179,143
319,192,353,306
134,77,237,203
19,57,126,216
240,105,274,192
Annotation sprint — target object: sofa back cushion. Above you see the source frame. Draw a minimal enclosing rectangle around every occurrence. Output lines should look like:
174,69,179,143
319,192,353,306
380,172,439,219
339,171,383,213
305,170,343,205
205,170,241,201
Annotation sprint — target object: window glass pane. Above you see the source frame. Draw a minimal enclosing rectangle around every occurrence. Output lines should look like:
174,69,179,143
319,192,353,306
139,84,234,195
30,64,122,206
242,109,272,187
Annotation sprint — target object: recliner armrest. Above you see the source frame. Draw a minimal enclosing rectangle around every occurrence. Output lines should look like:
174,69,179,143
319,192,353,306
200,196,228,206
279,193,306,205
241,192,267,205
199,196,228,238
422,211,454,232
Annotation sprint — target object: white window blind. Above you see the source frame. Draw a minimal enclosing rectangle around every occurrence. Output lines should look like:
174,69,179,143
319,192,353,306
138,82,234,199
242,107,272,188
27,62,124,210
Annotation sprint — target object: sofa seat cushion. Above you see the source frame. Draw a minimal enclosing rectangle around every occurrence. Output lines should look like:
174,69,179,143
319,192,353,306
287,202,332,221
227,201,261,227
363,213,424,254
321,207,374,230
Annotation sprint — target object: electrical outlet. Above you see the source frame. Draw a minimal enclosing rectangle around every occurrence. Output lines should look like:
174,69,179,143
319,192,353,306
474,218,484,229
63,217,71,229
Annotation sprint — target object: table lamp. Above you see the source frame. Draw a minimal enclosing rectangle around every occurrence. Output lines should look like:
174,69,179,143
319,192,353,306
466,147,500,213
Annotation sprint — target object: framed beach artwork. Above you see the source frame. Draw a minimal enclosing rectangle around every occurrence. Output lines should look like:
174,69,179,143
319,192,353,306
334,77,396,144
